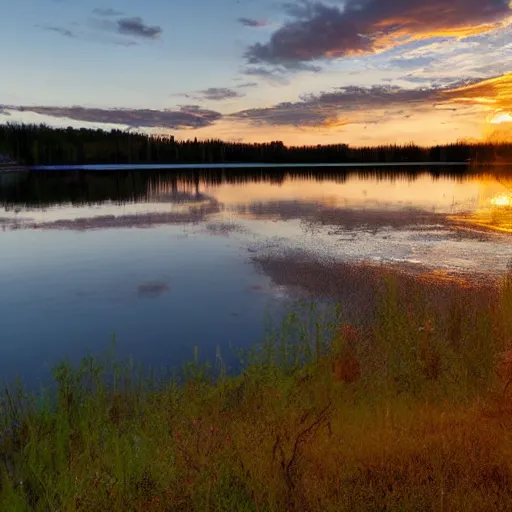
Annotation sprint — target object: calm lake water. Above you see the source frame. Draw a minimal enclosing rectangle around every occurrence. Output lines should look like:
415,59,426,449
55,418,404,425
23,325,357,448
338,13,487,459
1,166,511,387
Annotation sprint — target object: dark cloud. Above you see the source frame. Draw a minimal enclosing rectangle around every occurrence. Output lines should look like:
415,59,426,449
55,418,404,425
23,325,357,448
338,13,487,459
6,105,222,129
230,73,511,127
92,7,124,17
116,17,162,39
199,88,243,100
246,0,511,67
237,17,269,27
237,82,258,88
175,87,245,101
230,85,437,127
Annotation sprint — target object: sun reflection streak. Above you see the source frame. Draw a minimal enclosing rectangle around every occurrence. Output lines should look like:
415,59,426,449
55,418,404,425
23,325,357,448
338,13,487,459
490,194,512,207
448,177,512,234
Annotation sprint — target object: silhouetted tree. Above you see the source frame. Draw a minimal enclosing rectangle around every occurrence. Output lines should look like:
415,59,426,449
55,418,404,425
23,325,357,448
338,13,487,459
0,123,510,166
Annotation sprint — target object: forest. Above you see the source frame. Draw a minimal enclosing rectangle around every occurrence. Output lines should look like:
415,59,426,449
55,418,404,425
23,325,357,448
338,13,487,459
0,122,511,166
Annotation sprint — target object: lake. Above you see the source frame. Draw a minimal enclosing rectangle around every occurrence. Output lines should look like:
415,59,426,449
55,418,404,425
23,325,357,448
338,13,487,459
1,166,511,388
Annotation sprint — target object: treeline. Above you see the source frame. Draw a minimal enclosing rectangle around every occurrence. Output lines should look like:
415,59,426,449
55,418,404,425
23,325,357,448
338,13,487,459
0,123,511,165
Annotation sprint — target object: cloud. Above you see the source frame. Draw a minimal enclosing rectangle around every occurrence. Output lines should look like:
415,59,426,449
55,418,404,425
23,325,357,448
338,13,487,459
446,73,512,122
242,63,319,84
175,87,245,102
40,25,76,38
246,0,512,68
112,39,139,47
38,15,155,46
389,26,512,83
237,17,269,28
230,73,512,128
199,88,244,100
92,7,124,17
27,204,221,231
5,72,509,136
237,81,258,88
243,66,287,79
116,17,162,39
398,75,460,87
387,56,436,69
231,85,436,127
4,105,222,129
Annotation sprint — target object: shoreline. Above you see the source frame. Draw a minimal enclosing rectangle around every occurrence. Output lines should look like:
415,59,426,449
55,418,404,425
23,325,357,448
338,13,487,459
1,161,511,173
29,161,472,171
0,164,29,173
0,270,511,511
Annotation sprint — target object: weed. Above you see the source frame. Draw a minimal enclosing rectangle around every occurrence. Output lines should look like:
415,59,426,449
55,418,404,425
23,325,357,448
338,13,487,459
1,270,512,510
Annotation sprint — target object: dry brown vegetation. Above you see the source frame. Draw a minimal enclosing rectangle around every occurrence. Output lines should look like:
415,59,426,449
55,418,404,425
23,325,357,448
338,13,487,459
1,269,512,511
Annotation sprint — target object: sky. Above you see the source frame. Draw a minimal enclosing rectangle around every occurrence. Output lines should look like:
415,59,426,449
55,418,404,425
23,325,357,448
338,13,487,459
0,0,511,146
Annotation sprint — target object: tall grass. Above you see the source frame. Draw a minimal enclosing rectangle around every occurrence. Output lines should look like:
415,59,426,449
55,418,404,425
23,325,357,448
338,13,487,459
1,270,512,511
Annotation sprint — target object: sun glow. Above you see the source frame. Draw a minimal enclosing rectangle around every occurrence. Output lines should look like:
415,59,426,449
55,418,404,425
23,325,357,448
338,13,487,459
491,194,512,207
490,112,512,124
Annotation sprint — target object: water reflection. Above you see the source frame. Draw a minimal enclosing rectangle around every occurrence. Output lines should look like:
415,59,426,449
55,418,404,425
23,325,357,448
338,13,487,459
0,167,481,208
449,175,512,234
1,167,511,251
1,167,511,234
137,282,171,299
1,166,511,387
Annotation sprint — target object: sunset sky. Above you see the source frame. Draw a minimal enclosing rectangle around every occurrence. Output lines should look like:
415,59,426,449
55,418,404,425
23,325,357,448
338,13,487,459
1,0,511,146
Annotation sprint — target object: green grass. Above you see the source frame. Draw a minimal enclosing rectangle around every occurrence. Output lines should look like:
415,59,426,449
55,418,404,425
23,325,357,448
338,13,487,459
2,270,512,511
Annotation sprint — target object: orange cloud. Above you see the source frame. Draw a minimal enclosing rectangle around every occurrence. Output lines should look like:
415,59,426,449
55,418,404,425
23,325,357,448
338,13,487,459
224,73,511,145
230,74,511,130
443,73,512,137
246,0,511,68
444,73,512,110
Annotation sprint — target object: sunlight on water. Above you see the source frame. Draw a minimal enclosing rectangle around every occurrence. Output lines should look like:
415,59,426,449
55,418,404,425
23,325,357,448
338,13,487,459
490,194,511,207
0,167,511,386
203,173,481,213
448,175,512,234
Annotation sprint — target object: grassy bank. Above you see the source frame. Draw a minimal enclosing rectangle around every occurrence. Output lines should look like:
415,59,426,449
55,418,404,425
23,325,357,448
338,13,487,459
2,271,512,511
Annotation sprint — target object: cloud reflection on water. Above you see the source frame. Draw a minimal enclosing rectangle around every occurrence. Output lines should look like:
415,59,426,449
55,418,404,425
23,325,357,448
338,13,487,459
137,282,171,299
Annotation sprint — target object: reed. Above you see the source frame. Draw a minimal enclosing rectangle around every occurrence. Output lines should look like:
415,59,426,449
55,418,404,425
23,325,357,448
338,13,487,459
1,270,512,511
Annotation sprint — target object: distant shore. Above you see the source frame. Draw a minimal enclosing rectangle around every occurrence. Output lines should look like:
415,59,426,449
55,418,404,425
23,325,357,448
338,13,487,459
2,161,512,173
0,165,29,173
1,123,511,168
28,161,473,171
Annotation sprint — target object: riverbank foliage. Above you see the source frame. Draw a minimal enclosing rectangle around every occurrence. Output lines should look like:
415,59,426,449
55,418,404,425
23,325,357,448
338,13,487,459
1,122,511,166
1,271,512,511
